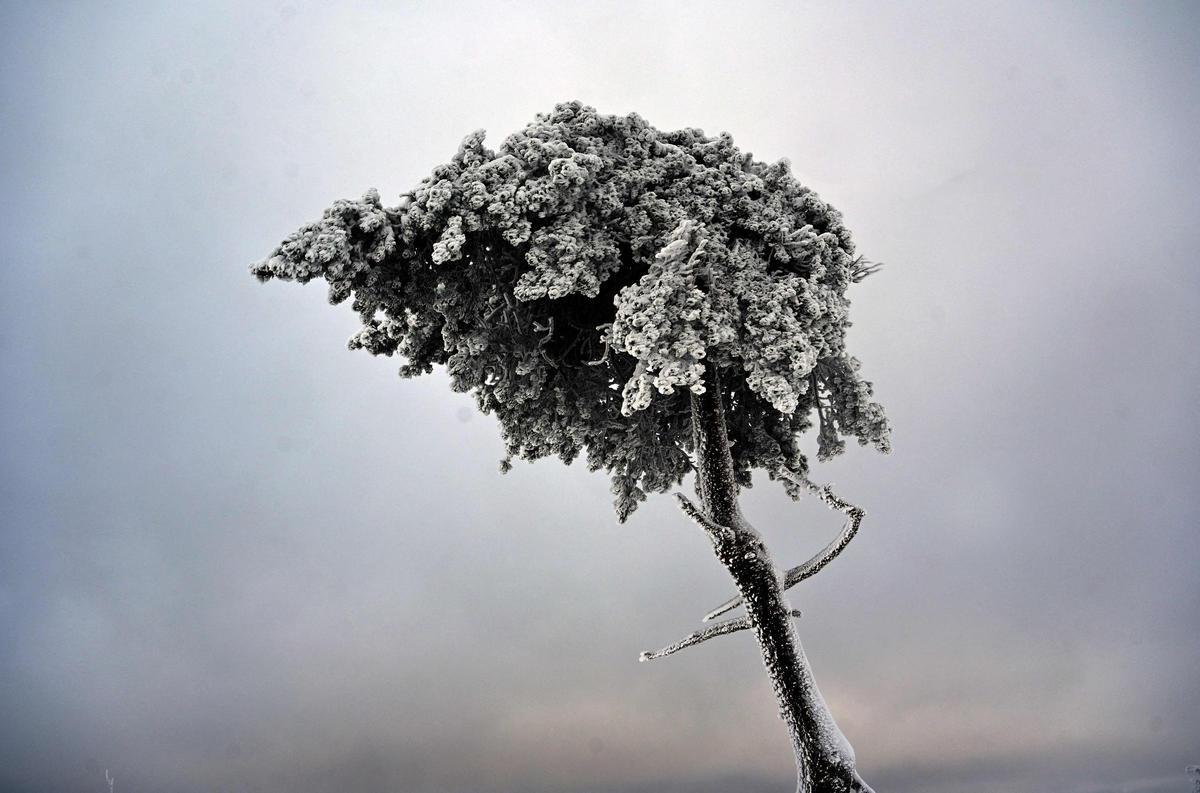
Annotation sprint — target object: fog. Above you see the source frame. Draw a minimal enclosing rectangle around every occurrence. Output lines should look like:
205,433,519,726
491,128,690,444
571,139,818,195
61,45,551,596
2,2,1197,792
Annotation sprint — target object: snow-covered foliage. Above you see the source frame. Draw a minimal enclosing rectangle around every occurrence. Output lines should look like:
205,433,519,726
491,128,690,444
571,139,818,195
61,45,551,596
252,101,889,519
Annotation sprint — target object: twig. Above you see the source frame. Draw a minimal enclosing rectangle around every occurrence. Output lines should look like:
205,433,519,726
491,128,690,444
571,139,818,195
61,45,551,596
639,610,801,662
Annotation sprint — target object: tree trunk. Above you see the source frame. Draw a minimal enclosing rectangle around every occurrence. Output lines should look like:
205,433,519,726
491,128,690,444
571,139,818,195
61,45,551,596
690,371,873,793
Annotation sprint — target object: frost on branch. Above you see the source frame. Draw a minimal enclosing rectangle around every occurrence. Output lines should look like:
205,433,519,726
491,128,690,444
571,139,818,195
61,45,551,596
704,473,868,622
251,101,890,519
609,220,717,415
638,609,803,662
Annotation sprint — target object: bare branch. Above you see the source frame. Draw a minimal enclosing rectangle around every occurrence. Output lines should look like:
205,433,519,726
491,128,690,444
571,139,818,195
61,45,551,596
639,610,801,662
640,616,750,662
849,255,884,283
703,594,744,623
779,512,863,588
779,469,858,513
584,323,613,366
584,344,610,366
703,472,866,621
675,492,735,543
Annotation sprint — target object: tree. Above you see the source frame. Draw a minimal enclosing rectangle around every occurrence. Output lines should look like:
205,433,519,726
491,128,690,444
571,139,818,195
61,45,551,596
251,101,890,793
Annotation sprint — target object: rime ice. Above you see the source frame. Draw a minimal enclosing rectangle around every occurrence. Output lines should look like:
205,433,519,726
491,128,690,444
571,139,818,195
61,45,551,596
252,101,889,521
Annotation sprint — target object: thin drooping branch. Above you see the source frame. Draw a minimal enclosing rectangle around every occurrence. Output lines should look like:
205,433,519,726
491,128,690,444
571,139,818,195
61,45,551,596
639,609,802,662
704,472,867,622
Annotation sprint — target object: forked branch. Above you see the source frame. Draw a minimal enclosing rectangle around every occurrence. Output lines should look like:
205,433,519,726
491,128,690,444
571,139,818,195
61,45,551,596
640,615,750,662
704,472,866,621
639,610,802,662
675,492,735,544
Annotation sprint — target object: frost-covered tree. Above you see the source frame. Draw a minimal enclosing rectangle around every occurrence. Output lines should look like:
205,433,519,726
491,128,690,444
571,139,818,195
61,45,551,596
252,101,890,793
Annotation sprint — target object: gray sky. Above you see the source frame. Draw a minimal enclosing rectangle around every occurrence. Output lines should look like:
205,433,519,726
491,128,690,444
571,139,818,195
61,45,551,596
2,2,1197,792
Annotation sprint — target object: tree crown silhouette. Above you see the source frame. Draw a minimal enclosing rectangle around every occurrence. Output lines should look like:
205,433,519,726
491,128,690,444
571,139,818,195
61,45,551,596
252,101,890,519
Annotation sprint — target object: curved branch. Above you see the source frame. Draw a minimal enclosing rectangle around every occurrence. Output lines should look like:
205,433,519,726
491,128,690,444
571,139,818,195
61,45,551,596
776,471,865,588
703,472,866,622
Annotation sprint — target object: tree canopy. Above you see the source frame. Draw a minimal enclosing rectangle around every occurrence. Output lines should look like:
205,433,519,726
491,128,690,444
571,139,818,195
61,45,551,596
252,101,890,519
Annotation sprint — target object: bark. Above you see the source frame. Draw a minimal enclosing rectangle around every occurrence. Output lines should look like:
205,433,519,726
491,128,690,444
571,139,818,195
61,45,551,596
690,370,873,793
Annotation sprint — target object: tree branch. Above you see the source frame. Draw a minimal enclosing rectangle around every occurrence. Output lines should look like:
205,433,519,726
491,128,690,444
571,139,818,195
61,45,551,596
675,492,735,544
849,255,884,283
583,324,613,366
639,610,801,662
640,616,750,662
775,470,865,587
703,472,866,622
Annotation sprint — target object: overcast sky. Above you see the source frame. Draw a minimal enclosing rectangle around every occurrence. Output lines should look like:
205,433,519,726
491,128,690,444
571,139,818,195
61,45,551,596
2,2,1197,792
